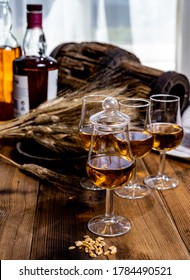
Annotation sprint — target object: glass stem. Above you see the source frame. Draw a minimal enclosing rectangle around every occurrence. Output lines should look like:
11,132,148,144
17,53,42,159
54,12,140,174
105,190,114,217
158,150,166,176
131,158,137,183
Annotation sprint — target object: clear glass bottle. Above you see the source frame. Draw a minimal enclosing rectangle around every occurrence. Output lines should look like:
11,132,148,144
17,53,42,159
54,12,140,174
13,4,58,117
0,0,21,116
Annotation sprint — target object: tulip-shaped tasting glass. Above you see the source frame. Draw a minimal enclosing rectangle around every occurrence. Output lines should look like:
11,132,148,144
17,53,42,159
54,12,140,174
79,94,108,190
86,97,135,237
115,98,153,199
144,94,184,190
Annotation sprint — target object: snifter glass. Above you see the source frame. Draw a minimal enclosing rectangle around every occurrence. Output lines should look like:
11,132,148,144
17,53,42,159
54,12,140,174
86,97,135,237
144,94,184,190
115,98,153,199
79,94,108,190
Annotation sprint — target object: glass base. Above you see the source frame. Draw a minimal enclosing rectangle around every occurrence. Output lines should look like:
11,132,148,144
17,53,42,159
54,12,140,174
87,214,131,237
144,174,179,190
80,177,104,191
114,184,152,199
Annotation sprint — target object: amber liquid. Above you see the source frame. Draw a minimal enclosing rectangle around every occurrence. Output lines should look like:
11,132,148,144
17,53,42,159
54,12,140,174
86,155,135,190
0,46,21,103
114,130,153,159
129,130,153,158
13,55,58,110
150,123,183,151
79,126,93,151
79,126,111,152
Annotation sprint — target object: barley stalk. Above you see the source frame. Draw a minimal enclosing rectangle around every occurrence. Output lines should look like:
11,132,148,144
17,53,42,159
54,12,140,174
0,86,142,154
0,153,82,196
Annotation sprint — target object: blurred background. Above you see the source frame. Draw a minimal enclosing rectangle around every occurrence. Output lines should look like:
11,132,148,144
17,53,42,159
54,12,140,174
9,0,190,81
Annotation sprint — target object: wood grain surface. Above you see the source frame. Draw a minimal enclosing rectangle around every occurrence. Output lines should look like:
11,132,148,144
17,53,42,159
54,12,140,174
0,142,189,260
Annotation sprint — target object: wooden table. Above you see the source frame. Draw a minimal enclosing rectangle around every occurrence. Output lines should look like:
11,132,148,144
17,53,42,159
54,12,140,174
0,141,190,260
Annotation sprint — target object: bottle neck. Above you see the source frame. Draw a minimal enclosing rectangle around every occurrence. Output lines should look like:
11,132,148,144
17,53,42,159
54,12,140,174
23,10,46,56
23,28,47,56
0,0,19,47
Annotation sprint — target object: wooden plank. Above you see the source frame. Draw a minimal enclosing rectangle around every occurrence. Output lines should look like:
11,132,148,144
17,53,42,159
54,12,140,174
0,145,189,260
0,146,39,260
114,193,189,260
29,153,190,259
143,153,190,255
30,182,106,260
158,155,190,251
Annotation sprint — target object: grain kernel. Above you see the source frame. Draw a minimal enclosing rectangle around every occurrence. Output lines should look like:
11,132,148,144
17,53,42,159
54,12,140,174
85,247,89,253
85,237,93,243
96,248,103,255
88,244,95,250
69,235,117,258
89,252,97,258
110,247,117,255
68,246,76,250
83,235,90,239
104,250,110,256
109,246,116,250
96,237,104,241
75,241,83,247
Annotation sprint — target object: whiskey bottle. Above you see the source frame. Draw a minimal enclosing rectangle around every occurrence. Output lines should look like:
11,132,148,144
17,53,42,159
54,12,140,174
13,4,58,117
0,0,22,119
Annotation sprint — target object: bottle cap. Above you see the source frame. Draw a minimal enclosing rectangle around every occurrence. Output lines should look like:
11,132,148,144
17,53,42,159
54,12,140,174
26,4,43,28
27,4,42,12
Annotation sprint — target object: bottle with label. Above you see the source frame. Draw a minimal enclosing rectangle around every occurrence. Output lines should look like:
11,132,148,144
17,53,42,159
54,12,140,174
0,0,22,118
13,4,58,117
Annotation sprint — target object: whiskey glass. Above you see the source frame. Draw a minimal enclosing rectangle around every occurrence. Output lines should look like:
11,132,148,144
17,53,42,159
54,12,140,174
86,97,135,237
79,94,108,190
144,94,184,190
115,98,153,199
